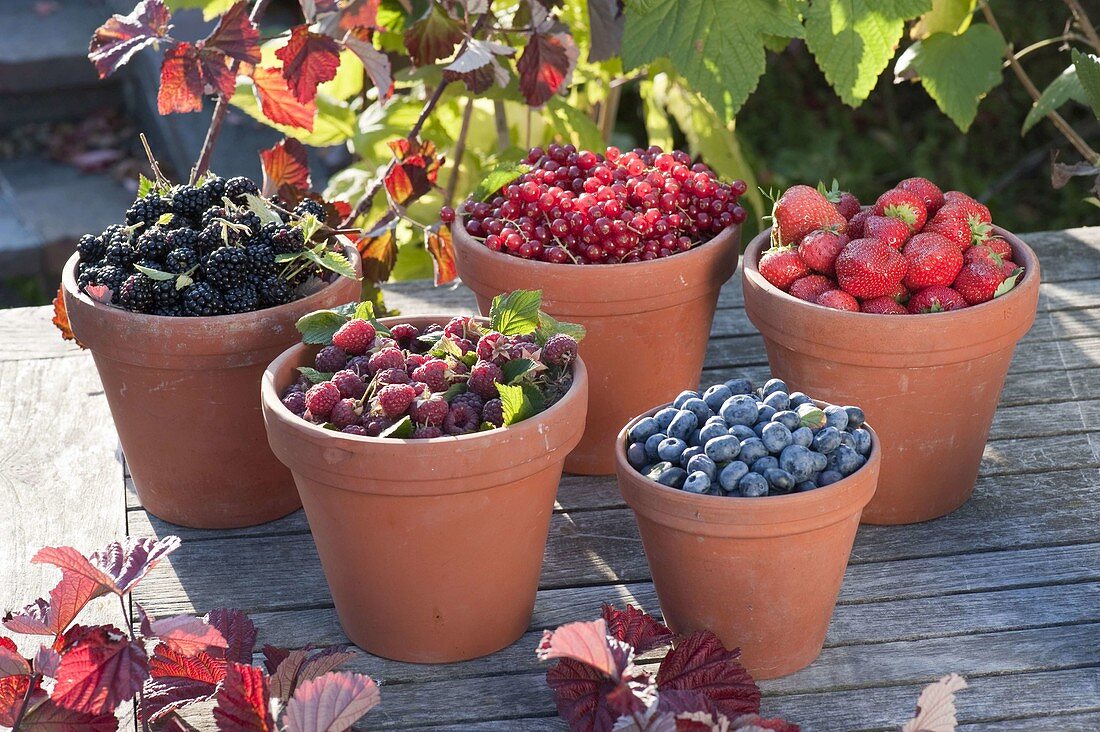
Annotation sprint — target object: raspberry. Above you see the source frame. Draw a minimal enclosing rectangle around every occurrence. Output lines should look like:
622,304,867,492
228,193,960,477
315,345,348,373
368,347,405,374
375,367,411,386
443,402,479,435
305,381,340,418
332,319,376,356
405,353,429,373
411,394,449,426
413,426,443,439
345,355,371,377
389,323,420,348
443,316,476,340
282,391,306,414
542,334,579,366
331,370,366,399
453,337,474,354
412,359,450,392
329,398,360,427
378,383,416,418
482,398,504,427
341,425,368,436
467,360,503,399
361,415,389,436
450,392,484,413
476,331,506,362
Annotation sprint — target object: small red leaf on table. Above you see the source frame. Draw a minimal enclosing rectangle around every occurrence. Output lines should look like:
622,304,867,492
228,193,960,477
260,138,312,200
3,598,54,636
283,671,380,732
276,25,341,104
204,608,258,665
537,619,625,677
52,625,149,716
252,66,316,130
15,700,117,731
545,658,650,732
213,662,274,732
730,713,801,732
516,30,577,107
656,631,760,719
403,3,464,67
602,604,675,654
267,645,357,703
88,0,172,78
342,27,393,99
426,225,457,286
142,643,226,723
86,536,181,595
137,604,228,657
0,675,47,728
204,1,261,65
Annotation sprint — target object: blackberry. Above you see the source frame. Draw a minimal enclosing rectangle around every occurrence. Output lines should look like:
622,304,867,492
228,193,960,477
224,176,259,202
154,303,184,317
165,227,201,251
77,262,98,289
182,281,224,316
165,247,199,274
294,199,326,219
171,186,211,222
197,222,226,253
201,206,228,228
136,228,171,261
101,224,129,245
77,233,105,262
104,241,138,267
150,278,180,310
248,243,276,276
199,175,226,203
232,210,261,237
117,273,156,313
125,195,171,226
257,275,293,307
202,246,251,290
222,283,258,314
271,227,305,254
88,264,126,293
157,213,188,231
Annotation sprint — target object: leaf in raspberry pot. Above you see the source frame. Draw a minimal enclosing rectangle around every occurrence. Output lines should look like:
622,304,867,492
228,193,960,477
516,30,578,107
0,637,31,676
16,700,117,731
403,3,464,67
282,671,381,732
655,631,760,719
88,0,173,78
204,608,257,664
342,27,393,99
252,66,316,131
276,25,341,104
426,225,457,286
442,38,514,93
212,662,274,731
0,674,46,728
159,42,205,114
204,1,261,64
260,138,312,199
602,604,675,654
51,625,149,715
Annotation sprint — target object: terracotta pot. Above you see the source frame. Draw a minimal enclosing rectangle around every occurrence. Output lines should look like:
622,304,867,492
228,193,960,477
62,249,362,529
616,403,880,679
261,316,588,663
452,223,740,475
742,227,1040,524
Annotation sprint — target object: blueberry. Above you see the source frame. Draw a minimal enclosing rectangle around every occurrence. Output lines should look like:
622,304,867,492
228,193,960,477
811,426,842,454
791,426,813,447
718,460,749,491
761,421,793,454
644,461,671,480
657,437,688,463
765,467,796,493
729,424,756,441
656,466,688,489
688,428,702,447
795,480,817,493
667,410,698,441
680,445,704,467
724,378,754,395
681,398,712,424
687,454,718,480
844,405,866,428
773,410,801,431
683,471,711,494
789,391,813,408
703,384,733,412
738,437,769,465
739,472,769,497
752,455,779,475
756,404,778,422
779,444,817,482
627,442,648,469
654,407,678,429
762,378,788,397
797,403,827,431
699,421,728,443
829,445,865,476
753,422,766,438
720,394,759,427
705,414,728,426
645,433,667,461
811,451,828,473
823,405,849,432
838,432,857,450
674,390,701,408
628,417,661,443
817,469,843,487
704,435,741,463
851,427,872,456
763,391,790,412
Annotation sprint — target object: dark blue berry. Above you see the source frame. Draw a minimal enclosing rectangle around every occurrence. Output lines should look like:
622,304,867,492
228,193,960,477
817,470,843,487
738,437,769,465
779,444,817,482
724,378,754,395
629,417,661,443
838,432,857,450
823,405,849,431
681,398,712,423
686,454,717,480
828,445,865,476
752,455,779,475
761,421,793,453
795,480,817,492
645,461,672,480
704,435,740,463
773,410,801,431
645,433,667,461
654,407,678,429
683,471,711,494
673,390,701,408
739,472,769,497
763,391,790,411
699,421,728,443
703,384,732,411
792,426,813,447
656,466,687,489
680,445,704,467
627,442,648,469
789,391,813,408
720,394,758,426
852,427,873,456
718,460,749,491
812,451,828,473
765,468,796,493
762,378,788,396
844,405,866,428
657,437,688,463
729,424,756,442
756,404,778,422
667,410,698,441
812,426,842,454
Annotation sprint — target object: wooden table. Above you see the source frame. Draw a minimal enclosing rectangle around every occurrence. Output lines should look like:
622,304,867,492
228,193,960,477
2,227,1099,730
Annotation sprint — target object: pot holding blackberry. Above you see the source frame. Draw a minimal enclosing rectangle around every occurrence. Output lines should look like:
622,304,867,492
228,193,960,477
450,144,743,475
63,176,361,529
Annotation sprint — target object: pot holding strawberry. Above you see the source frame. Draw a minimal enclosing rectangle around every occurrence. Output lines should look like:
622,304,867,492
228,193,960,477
743,178,1039,524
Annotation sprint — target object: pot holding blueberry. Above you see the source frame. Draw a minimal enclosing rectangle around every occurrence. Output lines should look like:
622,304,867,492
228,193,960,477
615,376,880,679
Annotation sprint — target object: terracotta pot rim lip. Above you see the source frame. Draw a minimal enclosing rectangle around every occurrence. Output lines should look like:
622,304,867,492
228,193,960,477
262,314,588,446
61,244,362,326
742,226,1039,319
616,399,880,510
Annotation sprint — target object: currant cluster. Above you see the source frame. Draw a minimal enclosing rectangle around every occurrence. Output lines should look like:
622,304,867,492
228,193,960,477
449,144,747,264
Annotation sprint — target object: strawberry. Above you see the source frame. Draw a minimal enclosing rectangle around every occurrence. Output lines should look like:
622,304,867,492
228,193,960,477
758,246,810,290
943,191,992,224
864,215,911,250
797,230,848,275
983,236,1012,259
963,243,1004,267
861,296,909,315
953,260,1005,305
847,209,871,238
1000,259,1022,279
771,185,846,246
835,238,908,299
897,177,945,213
924,205,977,250
902,232,964,290
819,180,861,220
816,289,860,311
789,274,836,302
872,189,927,231
907,285,968,313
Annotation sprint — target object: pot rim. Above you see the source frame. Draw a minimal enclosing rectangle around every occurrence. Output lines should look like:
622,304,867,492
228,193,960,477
742,225,1039,320
261,314,589,447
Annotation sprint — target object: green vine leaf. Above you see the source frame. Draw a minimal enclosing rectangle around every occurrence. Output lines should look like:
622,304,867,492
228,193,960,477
471,162,531,202
910,0,976,39
1023,66,1087,135
489,290,543,336
302,247,358,280
380,415,414,438
1071,49,1100,119
244,193,283,226
994,267,1024,298
133,264,177,281
536,311,586,345
295,309,347,344
296,367,334,383
501,358,540,384
498,383,534,426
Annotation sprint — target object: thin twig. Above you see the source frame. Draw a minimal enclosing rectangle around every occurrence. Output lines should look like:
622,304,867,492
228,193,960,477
139,133,169,186
597,85,622,144
445,97,474,206
1008,34,1072,64
10,673,43,732
1064,0,1100,51
493,100,510,151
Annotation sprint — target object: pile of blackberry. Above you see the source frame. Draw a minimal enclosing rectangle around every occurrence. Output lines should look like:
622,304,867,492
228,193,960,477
75,175,332,316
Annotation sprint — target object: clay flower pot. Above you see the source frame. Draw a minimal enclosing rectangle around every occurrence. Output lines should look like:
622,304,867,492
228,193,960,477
742,228,1040,524
261,316,589,663
453,222,740,475
616,403,880,679
61,249,362,529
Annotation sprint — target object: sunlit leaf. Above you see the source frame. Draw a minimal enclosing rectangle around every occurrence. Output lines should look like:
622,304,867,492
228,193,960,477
901,673,968,732
52,625,149,715
403,3,464,67
277,25,342,104
260,138,312,199
251,66,316,130
517,31,578,107
343,27,394,99
601,604,674,654
204,1,261,64
656,631,760,719
88,0,173,78
425,224,457,285
213,662,274,731
283,671,381,732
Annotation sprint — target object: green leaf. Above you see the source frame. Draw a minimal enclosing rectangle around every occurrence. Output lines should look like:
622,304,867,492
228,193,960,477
432,335,465,359
354,301,377,321
380,415,414,438
543,98,605,152
443,383,467,402
333,302,360,318
622,0,803,121
497,383,535,426
175,274,193,290
296,367,335,383
471,162,531,202
502,358,538,384
994,267,1024,298
906,24,1005,132
1023,66,1088,134
804,0,931,108
275,252,302,263
489,290,543,336
157,212,175,226
138,175,156,199
417,330,445,350
521,383,547,414
1071,49,1100,119
133,264,177,281
910,0,975,38
295,310,348,345
298,214,323,241
245,193,283,226
302,247,359,280
536,311,587,345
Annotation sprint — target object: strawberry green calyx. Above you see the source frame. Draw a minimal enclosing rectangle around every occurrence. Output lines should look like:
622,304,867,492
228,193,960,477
883,203,919,230
968,216,993,246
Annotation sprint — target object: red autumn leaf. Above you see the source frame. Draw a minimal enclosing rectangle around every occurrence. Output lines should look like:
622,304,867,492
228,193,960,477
656,631,760,719
252,66,316,130
283,671,380,732
0,675,46,728
82,535,181,595
157,714,204,732
52,625,149,715
158,42,205,114
16,700,117,731
142,644,226,723
516,30,577,107
0,637,31,676
426,224,457,286
730,714,801,732
204,608,257,665
545,658,650,732
276,25,341,104
267,645,357,703
34,646,62,678
357,221,398,284
260,138,312,200
342,27,393,99
403,3,464,67
88,0,172,78
261,644,290,675
602,604,675,654
3,598,54,636
339,0,382,32
442,38,513,93
204,1,260,64
137,604,228,657
383,137,442,206
213,662,274,732
536,619,626,677
51,284,83,347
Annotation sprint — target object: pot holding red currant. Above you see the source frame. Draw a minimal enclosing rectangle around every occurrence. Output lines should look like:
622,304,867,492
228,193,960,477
449,144,744,475
742,178,1040,524
261,291,588,662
